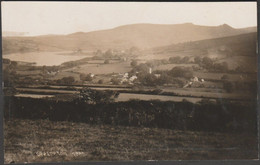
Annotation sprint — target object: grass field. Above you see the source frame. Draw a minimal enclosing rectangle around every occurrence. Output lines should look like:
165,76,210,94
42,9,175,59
154,64,198,71
62,61,132,74
193,71,256,82
116,93,202,103
162,88,255,99
4,119,258,163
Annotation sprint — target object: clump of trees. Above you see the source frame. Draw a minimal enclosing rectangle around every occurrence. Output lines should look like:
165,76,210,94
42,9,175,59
193,56,229,72
130,60,138,67
223,81,234,93
104,59,110,64
3,61,18,86
57,76,75,85
111,77,120,85
98,79,104,84
136,73,158,86
168,66,193,79
77,88,119,104
169,56,190,64
80,74,93,82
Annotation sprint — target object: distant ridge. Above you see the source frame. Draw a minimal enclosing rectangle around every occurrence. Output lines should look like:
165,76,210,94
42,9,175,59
2,31,29,37
2,23,257,54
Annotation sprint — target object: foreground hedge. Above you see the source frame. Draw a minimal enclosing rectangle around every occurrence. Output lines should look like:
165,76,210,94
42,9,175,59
4,96,257,133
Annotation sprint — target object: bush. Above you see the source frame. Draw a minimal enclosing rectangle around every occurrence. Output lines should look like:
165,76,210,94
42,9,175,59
137,73,157,86
223,81,233,93
202,57,213,69
77,88,119,104
130,60,138,67
111,77,120,85
104,59,110,64
221,75,229,80
59,76,75,85
169,67,193,79
194,56,202,64
80,74,92,81
98,79,104,84
169,56,181,64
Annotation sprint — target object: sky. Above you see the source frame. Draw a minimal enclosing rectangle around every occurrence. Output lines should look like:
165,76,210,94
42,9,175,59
1,1,257,36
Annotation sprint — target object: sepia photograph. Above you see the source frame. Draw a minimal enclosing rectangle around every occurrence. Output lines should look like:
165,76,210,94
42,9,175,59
1,1,258,163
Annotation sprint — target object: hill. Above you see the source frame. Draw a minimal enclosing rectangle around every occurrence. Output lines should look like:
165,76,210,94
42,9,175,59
2,23,256,54
154,32,257,56
153,32,257,72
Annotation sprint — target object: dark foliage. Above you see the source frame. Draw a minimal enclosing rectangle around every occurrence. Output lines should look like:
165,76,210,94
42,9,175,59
4,96,257,134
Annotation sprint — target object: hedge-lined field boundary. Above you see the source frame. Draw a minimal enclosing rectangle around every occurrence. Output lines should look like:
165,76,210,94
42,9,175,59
4,96,257,133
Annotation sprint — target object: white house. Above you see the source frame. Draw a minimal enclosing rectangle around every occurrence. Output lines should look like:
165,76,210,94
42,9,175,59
129,75,138,82
90,73,95,78
191,76,199,82
149,68,152,74
154,74,161,78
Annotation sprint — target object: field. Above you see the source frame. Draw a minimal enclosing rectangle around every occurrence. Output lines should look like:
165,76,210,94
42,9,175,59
193,72,256,82
62,61,132,75
116,93,202,103
154,64,197,71
4,119,258,163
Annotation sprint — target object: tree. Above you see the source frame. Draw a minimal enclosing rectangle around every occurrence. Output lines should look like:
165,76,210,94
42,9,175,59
135,63,150,73
137,73,157,86
104,59,110,64
169,67,193,79
95,49,103,56
180,56,190,63
220,62,228,72
213,62,228,72
78,88,119,104
157,72,172,85
194,56,202,64
9,61,18,69
169,56,181,64
221,75,229,80
98,79,104,84
60,76,75,85
223,81,233,93
111,77,120,85
202,57,213,69
80,74,92,81
104,49,113,57
131,60,138,67
3,59,10,64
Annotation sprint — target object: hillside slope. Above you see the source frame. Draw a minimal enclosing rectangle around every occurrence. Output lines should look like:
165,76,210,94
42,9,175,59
155,32,257,56
153,32,257,72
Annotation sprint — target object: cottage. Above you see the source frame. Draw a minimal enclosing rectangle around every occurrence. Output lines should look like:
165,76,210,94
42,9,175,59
154,74,161,78
129,75,137,82
90,73,95,78
191,76,199,82
123,73,129,78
